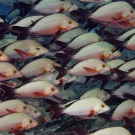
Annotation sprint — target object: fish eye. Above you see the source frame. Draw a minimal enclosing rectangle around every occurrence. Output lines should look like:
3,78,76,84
34,110,37,114
102,64,106,68
13,70,17,74
29,119,33,123
104,92,107,96
100,104,105,108
70,2,73,5
130,9,134,13
68,20,72,24
23,106,27,110
0,53,3,57
51,87,55,91
36,46,40,50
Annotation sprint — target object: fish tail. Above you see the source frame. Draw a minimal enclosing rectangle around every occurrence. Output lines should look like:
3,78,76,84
53,65,69,80
112,68,129,82
107,39,125,50
0,85,16,101
14,2,32,17
72,126,88,135
123,116,134,128
70,10,89,22
11,26,29,40
0,22,10,33
55,41,68,50
55,53,73,67
48,105,63,120
102,30,117,40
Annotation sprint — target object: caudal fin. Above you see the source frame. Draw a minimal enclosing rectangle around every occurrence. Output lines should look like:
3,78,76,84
11,26,29,40
72,126,88,135
123,116,135,128
112,68,129,82
102,31,117,39
15,2,32,17
48,105,63,120
53,65,69,80
55,53,73,67
55,41,68,50
0,85,16,101
0,22,10,33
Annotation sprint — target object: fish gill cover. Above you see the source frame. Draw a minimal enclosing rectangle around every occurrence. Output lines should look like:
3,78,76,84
0,0,135,135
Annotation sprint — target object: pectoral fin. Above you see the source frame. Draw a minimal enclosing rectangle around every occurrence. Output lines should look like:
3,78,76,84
6,109,15,114
34,92,45,96
83,67,96,73
14,49,31,57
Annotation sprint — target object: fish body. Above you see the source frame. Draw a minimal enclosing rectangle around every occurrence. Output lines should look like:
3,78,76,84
32,0,78,13
20,58,61,77
65,59,111,76
2,39,48,60
0,113,38,131
112,100,135,121
0,100,31,117
90,2,135,22
80,88,111,101
49,97,110,119
106,59,125,68
57,28,86,43
14,80,60,98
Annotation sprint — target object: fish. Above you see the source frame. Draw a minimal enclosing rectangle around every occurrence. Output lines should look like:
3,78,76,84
103,29,135,41
0,80,60,99
0,62,22,81
55,41,121,67
0,113,38,131
27,105,41,118
0,16,44,33
1,39,48,61
57,28,86,43
20,58,61,77
45,89,77,103
11,13,79,40
106,59,125,69
55,32,102,53
108,33,135,51
16,0,78,16
71,1,135,23
54,59,111,80
49,97,110,120
0,50,9,62
20,98,41,107
79,88,111,101
99,100,135,121
32,71,77,88
0,99,31,117
72,126,131,135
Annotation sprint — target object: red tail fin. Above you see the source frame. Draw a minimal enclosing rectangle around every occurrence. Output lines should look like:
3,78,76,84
48,105,63,120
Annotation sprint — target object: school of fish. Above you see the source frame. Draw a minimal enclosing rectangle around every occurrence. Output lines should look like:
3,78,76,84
0,0,135,135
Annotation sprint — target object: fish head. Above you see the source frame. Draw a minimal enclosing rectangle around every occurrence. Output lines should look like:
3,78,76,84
96,63,111,75
64,1,78,12
45,85,60,96
0,52,9,62
93,102,110,114
17,104,31,113
108,50,121,59
22,117,38,130
30,109,41,118
61,19,79,32
99,90,111,101
29,45,48,57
